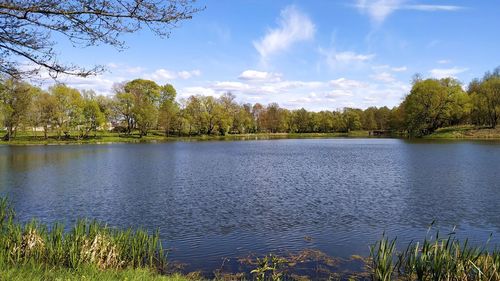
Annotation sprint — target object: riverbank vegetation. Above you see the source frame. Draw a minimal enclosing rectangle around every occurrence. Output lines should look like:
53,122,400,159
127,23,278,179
1,67,499,143
370,231,500,281
0,197,172,279
1,197,499,280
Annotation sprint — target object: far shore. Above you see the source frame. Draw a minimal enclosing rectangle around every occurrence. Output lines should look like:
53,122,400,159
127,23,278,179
1,126,500,146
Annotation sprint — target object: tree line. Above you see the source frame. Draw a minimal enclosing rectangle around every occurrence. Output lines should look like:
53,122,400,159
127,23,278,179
1,68,499,141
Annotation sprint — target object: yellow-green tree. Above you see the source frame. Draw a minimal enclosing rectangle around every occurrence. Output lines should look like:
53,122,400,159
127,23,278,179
50,84,84,139
124,79,161,137
402,78,469,136
0,79,36,140
31,92,58,139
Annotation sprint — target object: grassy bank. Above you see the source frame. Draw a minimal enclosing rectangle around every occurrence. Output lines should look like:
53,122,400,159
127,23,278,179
0,130,372,145
1,196,499,280
0,264,189,281
0,197,181,280
425,125,500,139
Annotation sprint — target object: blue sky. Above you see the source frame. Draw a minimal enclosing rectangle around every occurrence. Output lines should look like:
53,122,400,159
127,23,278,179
44,0,500,110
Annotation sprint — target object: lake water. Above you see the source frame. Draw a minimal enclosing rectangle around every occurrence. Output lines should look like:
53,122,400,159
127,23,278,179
1,139,500,275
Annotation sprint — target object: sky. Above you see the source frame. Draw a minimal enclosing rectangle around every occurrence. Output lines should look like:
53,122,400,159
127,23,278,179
38,0,500,110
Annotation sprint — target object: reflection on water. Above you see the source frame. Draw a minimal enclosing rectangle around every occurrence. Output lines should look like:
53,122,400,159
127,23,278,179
0,139,499,274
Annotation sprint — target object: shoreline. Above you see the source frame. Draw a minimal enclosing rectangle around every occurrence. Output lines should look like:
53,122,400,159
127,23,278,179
1,126,500,146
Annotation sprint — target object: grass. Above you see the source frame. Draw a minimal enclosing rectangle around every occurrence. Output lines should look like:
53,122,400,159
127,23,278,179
0,130,372,145
0,264,190,281
2,195,500,280
0,197,178,280
369,228,500,281
425,125,500,139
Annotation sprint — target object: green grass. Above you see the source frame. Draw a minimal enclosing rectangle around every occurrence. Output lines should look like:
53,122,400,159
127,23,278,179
425,125,500,139
0,197,175,280
0,264,190,281
369,229,500,281
0,130,372,145
2,195,500,280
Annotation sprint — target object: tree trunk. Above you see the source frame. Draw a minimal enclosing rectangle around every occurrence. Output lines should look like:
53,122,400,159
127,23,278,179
3,127,13,141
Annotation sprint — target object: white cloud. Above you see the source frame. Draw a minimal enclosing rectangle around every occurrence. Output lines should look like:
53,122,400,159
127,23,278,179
319,48,375,69
212,81,251,92
335,51,375,63
335,52,374,62
330,78,368,89
177,70,201,79
288,92,323,104
355,0,404,24
148,69,177,80
238,70,282,82
273,81,324,90
372,65,407,72
147,69,201,82
355,0,464,24
429,67,468,79
253,5,315,59
325,90,354,98
371,72,396,82
180,86,217,97
407,5,463,12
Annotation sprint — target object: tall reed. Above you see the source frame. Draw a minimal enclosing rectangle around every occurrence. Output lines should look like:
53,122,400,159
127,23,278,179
370,228,500,281
0,197,167,272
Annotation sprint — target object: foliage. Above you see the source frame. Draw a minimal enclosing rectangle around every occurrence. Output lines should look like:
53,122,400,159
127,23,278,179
370,229,500,281
250,254,287,281
402,78,469,136
370,234,397,281
468,70,500,128
1,67,500,140
0,0,202,78
0,197,167,273
0,79,37,140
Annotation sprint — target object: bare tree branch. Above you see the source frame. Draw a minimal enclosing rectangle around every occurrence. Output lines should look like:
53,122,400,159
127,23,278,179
0,0,203,78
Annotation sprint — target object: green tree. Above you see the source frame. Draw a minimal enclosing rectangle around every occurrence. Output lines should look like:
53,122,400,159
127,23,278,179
293,108,311,133
317,111,333,133
159,100,179,136
233,103,254,134
402,78,467,136
158,84,178,136
342,108,362,132
115,84,135,134
82,99,106,137
263,103,285,133
217,93,237,135
51,84,84,139
374,106,391,130
124,79,161,137
252,103,265,133
469,71,500,128
184,95,204,135
31,92,58,139
26,87,45,137
0,79,36,140
200,96,218,135
362,107,378,130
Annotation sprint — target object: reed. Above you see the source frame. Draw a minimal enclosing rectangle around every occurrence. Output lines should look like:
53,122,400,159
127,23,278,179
0,197,167,273
370,228,500,281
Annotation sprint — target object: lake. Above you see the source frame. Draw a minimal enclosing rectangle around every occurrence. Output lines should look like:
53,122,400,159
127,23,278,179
1,139,500,275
